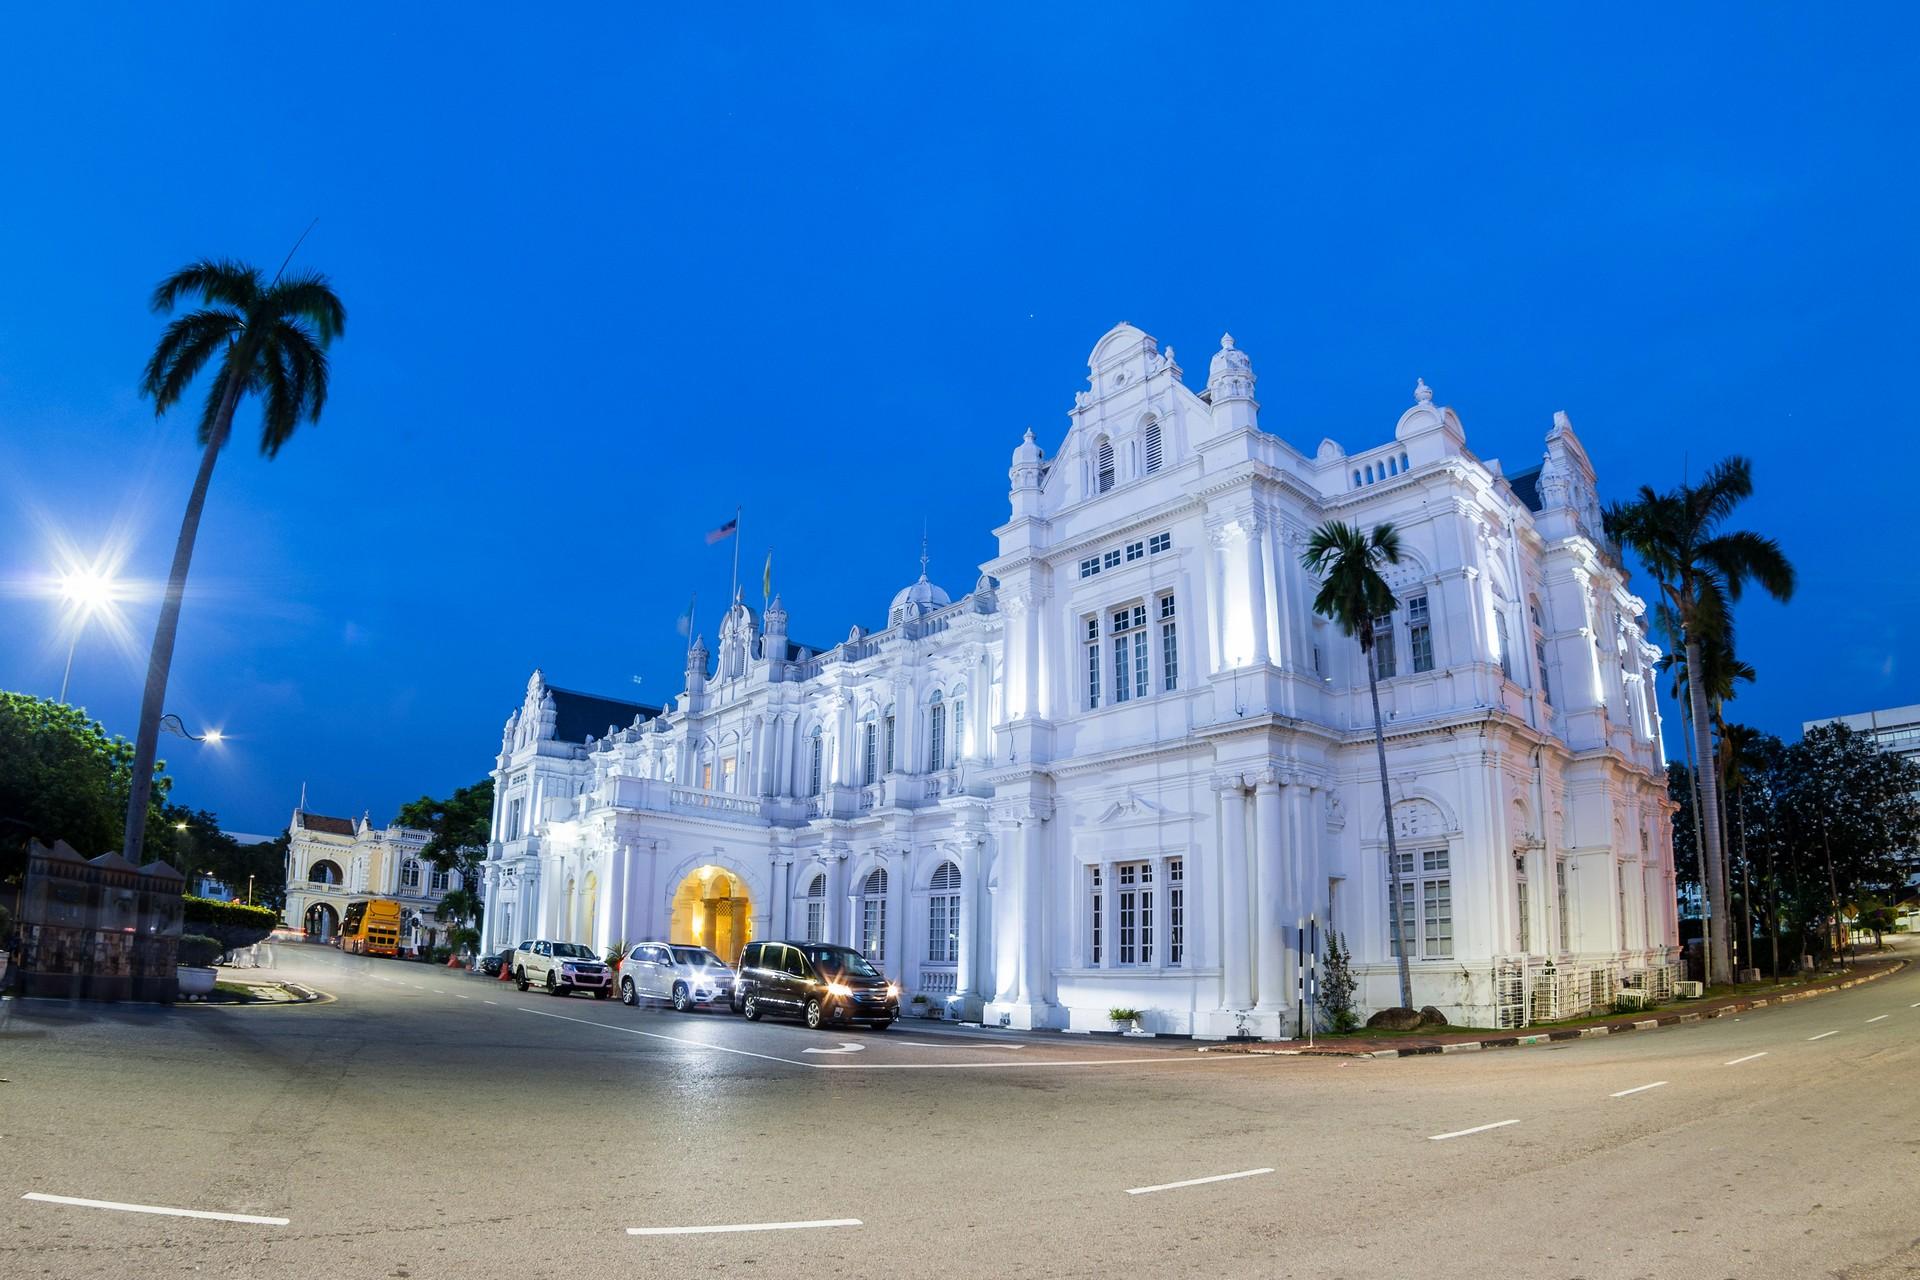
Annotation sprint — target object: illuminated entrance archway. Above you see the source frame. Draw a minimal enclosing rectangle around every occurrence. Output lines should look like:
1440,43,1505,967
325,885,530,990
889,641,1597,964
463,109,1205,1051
670,866,752,965
305,902,339,941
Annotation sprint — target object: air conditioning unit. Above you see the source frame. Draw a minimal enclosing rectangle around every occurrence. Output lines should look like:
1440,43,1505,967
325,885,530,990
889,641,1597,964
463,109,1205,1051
1674,981,1704,999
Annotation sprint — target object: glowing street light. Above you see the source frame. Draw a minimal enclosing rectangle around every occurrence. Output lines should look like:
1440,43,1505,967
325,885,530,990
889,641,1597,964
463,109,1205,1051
56,566,120,704
158,713,225,745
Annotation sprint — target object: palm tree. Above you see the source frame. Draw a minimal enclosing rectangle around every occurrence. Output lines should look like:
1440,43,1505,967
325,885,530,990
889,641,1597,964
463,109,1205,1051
1605,457,1793,986
1301,520,1413,1010
122,260,346,862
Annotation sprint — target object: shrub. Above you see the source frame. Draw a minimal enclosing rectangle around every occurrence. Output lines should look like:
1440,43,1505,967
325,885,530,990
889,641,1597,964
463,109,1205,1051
1319,931,1360,1033
178,934,225,968
182,895,277,953
1108,1007,1141,1023
910,994,929,1005
450,927,481,955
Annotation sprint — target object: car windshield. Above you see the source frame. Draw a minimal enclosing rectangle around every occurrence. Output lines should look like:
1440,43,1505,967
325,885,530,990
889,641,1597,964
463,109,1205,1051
804,946,880,979
671,947,723,967
552,943,595,959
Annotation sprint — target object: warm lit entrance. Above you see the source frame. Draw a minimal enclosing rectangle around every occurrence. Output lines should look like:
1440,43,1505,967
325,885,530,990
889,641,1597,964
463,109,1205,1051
669,866,752,965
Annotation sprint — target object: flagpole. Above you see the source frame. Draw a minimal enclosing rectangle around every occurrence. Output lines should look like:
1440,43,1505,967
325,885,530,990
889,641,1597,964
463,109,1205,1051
729,505,742,605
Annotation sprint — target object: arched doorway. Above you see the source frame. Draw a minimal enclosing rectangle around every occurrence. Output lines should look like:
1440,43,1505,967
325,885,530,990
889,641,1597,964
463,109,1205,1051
308,860,343,886
670,866,752,965
305,902,339,941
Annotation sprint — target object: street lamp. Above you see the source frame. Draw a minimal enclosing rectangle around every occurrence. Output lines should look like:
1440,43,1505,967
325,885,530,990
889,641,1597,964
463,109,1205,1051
158,713,224,744
56,568,117,704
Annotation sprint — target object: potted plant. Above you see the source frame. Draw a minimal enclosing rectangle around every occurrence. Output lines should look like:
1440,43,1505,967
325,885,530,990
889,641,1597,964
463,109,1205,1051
910,993,937,1019
1108,1006,1142,1033
177,934,224,999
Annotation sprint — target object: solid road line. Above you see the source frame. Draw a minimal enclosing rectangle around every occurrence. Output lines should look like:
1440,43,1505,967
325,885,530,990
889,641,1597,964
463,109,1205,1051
1126,1168,1275,1196
1865,1014,1889,1023
1610,1081,1669,1098
627,1218,861,1236
22,1193,287,1226
1808,1030,1840,1041
1428,1120,1521,1141
1724,1052,1768,1066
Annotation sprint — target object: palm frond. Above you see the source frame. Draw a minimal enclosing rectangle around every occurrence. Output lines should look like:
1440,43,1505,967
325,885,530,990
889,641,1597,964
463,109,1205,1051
140,310,238,414
265,271,346,344
150,259,261,315
1699,529,1795,603
1689,455,1754,530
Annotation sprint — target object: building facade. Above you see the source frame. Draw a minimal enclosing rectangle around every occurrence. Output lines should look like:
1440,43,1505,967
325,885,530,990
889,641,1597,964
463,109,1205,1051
479,324,1678,1034
282,806,461,949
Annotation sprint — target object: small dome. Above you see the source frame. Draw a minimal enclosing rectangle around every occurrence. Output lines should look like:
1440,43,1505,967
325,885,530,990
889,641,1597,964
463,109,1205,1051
890,574,951,618
1208,332,1253,384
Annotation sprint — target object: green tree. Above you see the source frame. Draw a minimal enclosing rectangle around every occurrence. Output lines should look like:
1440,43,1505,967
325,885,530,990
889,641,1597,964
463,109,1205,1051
1301,520,1412,1010
1776,723,1920,956
123,259,346,864
397,779,495,941
1605,457,1794,984
0,690,178,882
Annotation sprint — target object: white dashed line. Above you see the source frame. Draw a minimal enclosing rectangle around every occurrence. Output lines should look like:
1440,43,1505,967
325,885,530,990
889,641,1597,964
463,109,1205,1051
23,1193,287,1226
1428,1119,1521,1141
1865,1015,1888,1023
483,1000,498,1006
1610,1081,1668,1098
1808,1030,1839,1041
894,1040,1028,1050
456,994,470,1000
1724,1052,1768,1066
431,989,445,994
627,1218,861,1236
1126,1168,1274,1195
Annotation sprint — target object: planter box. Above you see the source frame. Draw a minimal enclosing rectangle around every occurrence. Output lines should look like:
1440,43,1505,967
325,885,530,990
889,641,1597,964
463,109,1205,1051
177,966,217,999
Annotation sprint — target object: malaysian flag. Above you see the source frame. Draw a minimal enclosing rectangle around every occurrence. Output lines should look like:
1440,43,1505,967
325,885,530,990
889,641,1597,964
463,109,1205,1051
705,516,738,545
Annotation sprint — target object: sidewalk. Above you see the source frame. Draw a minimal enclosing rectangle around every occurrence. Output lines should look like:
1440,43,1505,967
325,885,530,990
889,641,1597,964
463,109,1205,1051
1203,949,1910,1059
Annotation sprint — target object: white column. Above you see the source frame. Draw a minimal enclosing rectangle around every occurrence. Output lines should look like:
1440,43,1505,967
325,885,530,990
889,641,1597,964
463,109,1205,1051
956,839,981,998
1016,817,1046,1003
1245,519,1271,667
892,850,912,976
1253,774,1286,1010
1216,775,1253,1009
990,825,1020,1003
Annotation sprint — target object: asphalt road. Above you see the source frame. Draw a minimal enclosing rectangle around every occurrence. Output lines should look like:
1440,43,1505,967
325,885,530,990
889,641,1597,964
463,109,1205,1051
3,940,1917,1280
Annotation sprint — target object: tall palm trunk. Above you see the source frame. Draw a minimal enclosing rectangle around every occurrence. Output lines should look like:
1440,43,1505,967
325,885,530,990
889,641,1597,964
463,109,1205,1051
122,378,238,862
1736,789,1752,975
1683,637,1731,984
1676,691,1712,980
1367,644,1414,1009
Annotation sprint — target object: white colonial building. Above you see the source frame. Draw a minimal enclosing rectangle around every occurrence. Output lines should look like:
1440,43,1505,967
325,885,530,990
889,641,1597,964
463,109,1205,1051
479,324,1678,1035
282,805,462,949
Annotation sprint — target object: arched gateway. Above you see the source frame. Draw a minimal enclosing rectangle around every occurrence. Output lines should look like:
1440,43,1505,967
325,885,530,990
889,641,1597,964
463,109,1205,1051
304,901,339,941
669,866,752,965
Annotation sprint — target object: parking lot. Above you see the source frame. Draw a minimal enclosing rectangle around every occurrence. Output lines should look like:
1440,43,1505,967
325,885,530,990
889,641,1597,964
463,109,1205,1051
4,940,1919,1279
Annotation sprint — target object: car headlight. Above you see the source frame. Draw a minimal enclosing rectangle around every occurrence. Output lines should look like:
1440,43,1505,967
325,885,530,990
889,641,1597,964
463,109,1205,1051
886,983,899,1000
825,981,853,998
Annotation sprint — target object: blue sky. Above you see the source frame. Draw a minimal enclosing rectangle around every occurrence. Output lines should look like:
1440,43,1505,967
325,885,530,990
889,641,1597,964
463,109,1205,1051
2,7,1913,834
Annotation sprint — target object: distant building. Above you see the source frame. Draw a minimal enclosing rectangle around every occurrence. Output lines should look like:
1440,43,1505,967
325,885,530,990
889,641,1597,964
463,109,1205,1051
1803,703,1920,765
281,805,462,949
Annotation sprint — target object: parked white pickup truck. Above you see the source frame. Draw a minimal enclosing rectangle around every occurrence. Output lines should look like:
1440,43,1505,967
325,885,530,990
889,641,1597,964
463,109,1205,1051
514,940,613,998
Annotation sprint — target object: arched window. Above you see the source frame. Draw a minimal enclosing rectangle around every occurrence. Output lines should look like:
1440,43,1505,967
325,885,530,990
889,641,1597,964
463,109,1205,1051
861,717,877,785
400,858,422,891
1096,436,1115,493
805,872,826,942
1353,470,1362,488
1365,464,1374,484
1400,451,1410,472
927,861,961,963
927,692,946,772
1143,419,1163,474
883,707,896,774
861,868,889,959
308,860,342,886
808,726,824,795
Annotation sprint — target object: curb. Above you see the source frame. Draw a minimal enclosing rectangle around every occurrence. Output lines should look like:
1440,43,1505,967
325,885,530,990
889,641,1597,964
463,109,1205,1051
1352,959,1907,1059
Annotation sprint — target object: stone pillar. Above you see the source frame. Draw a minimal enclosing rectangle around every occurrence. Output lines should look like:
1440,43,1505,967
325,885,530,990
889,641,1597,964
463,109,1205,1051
1216,774,1253,1010
1253,772,1286,1011
481,863,501,950
1245,517,1271,667
956,837,981,1002
892,849,912,974
1016,816,1046,1004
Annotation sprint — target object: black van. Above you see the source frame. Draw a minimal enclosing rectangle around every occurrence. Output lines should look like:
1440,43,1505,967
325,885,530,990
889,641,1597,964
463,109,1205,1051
732,940,900,1030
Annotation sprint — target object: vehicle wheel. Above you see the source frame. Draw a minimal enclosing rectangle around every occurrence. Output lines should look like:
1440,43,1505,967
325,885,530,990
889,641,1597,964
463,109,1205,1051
621,977,638,1006
868,1020,891,1031
671,982,691,1013
515,968,529,991
805,998,824,1030
545,972,559,996
742,993,762,1021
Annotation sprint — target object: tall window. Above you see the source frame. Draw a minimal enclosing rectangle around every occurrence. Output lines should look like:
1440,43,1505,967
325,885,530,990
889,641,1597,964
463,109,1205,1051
927,861,961,963
1143,419,1163,474
1088,866,1103,965
883,711,896,774
1535,637,1552,702
400,859,421,891
861,868,888,960
1112,604,1147,703
1388,849,1453,959
1514,853,1530,953
1159,594,1179,691
506,798,523,841
1085,617,1102,708
1168,858,1184,966
429,865,449,894
1096,436,1115,492
1495,611,1513,680
862,720,877,785
808,727,823,796
927,694,946,771
1556,859,1571,952
805,872,826,943
1116,861,1154,964
720,756,737,792
1371,612,1397,679
952,697,966,761
1408,592,1434,673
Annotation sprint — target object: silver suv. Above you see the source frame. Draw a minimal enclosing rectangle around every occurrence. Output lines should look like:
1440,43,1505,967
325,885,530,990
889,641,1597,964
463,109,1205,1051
515,940,613,998
618,941,735,1012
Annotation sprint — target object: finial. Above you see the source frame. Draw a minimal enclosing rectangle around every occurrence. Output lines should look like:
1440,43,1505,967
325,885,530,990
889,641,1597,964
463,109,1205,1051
1414,377,1433,404
1220,332,1235,350
919,523,930,579
1022,427,1036,444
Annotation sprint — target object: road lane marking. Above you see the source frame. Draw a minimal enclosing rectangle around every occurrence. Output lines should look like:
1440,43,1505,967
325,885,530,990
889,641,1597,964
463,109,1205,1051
1610,1081,1668,1097
22,1193,287,1226
1724,1052,1768,1066
1866,1015,1888,1023
483,1000,498,1006
1808,1030,1839,1041
894,1039,1027,1050
519,1006,815,1067
1428,1120,1520,1141
431,989,445,994
627,1218,861,1236
802,1042,867,1055
1126,1168,1274,1196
